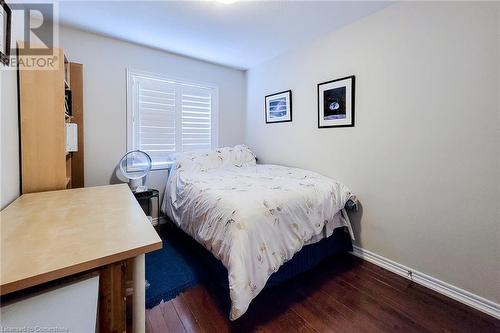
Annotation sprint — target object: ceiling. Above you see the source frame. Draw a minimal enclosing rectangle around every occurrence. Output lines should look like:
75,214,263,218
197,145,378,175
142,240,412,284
58,1,391,70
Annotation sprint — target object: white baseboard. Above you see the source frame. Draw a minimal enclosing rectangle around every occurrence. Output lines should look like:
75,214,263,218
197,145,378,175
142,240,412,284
351,245,500,320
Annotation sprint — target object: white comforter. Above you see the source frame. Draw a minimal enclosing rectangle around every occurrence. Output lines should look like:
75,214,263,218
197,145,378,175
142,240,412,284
162,145,356,320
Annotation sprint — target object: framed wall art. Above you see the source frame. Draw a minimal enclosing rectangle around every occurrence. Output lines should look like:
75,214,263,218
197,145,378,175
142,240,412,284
318,75,355,128
0,0,11,66
265,90,292,124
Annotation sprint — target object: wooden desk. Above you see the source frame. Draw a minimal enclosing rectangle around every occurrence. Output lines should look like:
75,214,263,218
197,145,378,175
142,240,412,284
0,184,162,332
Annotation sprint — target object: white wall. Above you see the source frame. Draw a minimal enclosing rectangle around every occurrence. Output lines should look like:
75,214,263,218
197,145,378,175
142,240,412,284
59,26,246,195
246,2,500,303
0,66,20,210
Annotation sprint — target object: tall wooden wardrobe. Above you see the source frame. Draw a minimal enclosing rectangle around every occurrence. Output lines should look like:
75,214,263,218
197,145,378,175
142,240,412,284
18,48,84,193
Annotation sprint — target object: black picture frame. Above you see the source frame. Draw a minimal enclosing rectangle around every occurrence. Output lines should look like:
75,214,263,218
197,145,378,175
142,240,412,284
0,0,11,66
265,90,292,124
317,75,355,128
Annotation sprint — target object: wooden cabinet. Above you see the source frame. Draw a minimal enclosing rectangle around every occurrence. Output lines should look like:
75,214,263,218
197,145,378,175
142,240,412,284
18,48,84,193
70,63,84,188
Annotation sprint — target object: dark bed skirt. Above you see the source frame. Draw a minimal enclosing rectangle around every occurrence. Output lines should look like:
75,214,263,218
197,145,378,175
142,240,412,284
265,227,353,287
167,222,353,289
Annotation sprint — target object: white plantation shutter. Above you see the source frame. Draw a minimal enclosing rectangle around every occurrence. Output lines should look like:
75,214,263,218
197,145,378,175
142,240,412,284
133,77,177,169
127,70,218,170
181,85,213,152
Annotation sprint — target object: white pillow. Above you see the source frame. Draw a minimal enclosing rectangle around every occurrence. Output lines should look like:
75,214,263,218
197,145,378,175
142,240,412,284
217,144,256,168
172,145,256,173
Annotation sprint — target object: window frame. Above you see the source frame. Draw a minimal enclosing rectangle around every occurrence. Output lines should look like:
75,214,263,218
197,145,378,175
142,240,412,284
126,68,219,171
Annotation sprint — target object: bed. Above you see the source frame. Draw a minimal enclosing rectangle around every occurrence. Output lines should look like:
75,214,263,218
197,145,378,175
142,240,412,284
161,145,357,320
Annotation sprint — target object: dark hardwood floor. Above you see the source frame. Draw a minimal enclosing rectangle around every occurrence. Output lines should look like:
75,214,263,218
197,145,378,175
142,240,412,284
145,254,500,333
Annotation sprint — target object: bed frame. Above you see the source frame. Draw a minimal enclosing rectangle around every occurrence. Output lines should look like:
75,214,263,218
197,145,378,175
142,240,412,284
167,221,353,290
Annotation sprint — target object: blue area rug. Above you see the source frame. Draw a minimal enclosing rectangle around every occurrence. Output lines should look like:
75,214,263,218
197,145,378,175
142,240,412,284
145,226,208,308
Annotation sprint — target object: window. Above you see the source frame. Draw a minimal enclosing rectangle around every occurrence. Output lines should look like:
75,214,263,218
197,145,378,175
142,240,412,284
127,69,219,170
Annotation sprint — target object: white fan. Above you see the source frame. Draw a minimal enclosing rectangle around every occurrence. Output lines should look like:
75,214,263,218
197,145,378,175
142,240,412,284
119,150,152,192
